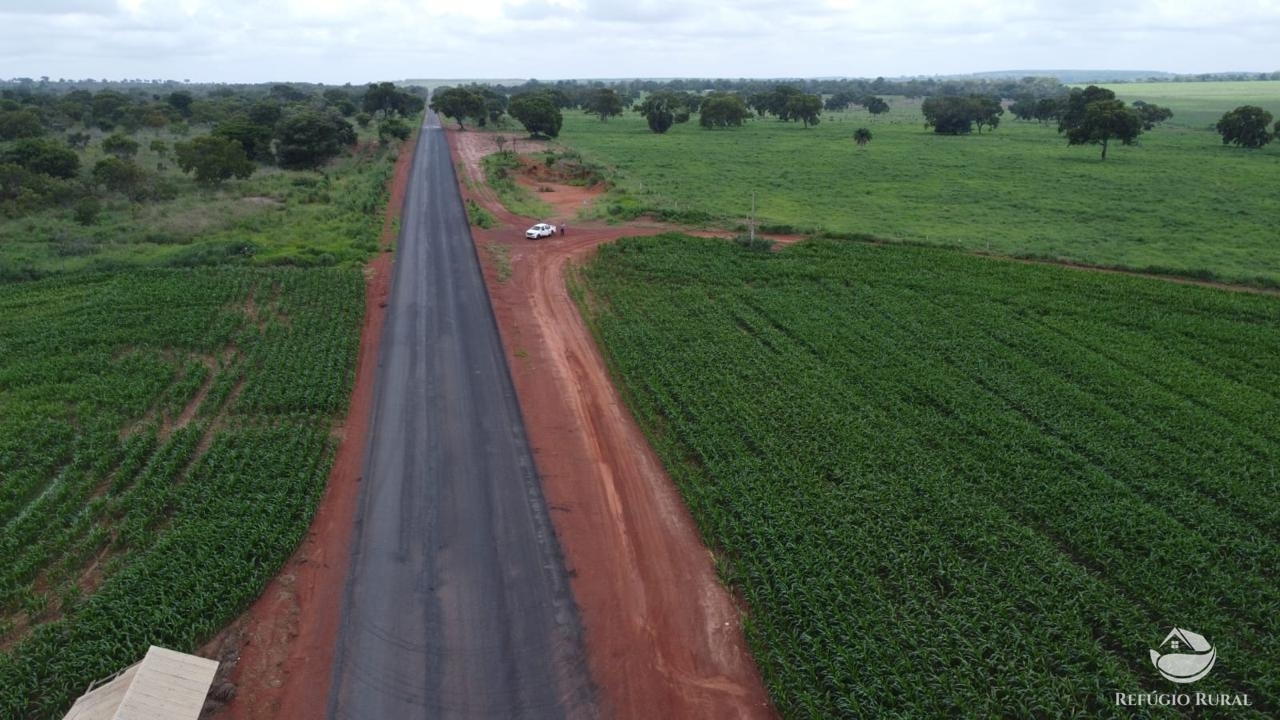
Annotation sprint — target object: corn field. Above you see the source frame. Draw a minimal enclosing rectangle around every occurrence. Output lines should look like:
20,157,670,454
579,234,1279,719
0,267,363,718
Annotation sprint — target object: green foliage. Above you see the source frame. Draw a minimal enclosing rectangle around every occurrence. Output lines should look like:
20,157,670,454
354,111,372,129
921,95,1003,134
1131,100,1173,130
72,196,100,226
429,86,486,129
377,116,411,144
64,131,91,150
91,157,145,195
363,81,424,118
699,93,750,129
508,93,563,138
100,133,139,160
165,90,193,118
0,267,364,718
1215,105,1274,149
585,88,625,122
481,152,554,217
274,110,355,170
864,95,890,115
1064,97,1143,160
635,92,691,134
853,127,872,146
2,138,80,179
174,135,254,185
0,108,45,140
783,93,823,128
580,234,1280,718
466,198,496,228
214,115,275,162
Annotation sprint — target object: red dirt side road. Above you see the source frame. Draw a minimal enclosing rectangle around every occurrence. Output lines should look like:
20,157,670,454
450,128,777,720
201,135,416,720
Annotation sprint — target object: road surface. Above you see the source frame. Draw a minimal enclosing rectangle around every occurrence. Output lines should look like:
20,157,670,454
327,112,597,720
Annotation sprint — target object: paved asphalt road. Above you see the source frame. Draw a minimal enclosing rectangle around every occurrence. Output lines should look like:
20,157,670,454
328,113,596,719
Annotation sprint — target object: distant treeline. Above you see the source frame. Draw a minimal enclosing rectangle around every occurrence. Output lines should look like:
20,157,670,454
484,76,1071,102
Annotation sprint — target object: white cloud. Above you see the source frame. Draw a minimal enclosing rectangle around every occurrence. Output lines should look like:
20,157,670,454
0,0,1276,82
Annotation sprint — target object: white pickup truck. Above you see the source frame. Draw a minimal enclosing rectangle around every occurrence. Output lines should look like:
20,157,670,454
525,223,556,239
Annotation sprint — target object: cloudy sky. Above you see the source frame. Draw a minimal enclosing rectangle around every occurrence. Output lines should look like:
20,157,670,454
1,0,1277,83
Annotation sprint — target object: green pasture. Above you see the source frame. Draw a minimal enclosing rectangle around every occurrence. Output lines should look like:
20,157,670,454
548,86,1280,284
1100,80,1280,128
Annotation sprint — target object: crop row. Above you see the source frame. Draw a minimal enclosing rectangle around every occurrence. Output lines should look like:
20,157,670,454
579,234,1280,718
0,266,362,717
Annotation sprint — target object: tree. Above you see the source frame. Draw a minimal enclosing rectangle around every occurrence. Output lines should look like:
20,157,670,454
1132,101,1173,130
635,92,691,134
377,116,411,144
275,110,356,169
174,135,254,184
166,91,193,118
699,94,750,129
354,112,373,129
429,86,485,129
92,156,145,194
1009,96,1038,121
854,127,872,147
363,81,423,118
508,93,563,138
101,133,140,160
1033,97,1061,125
1057,85,1114,136
1064,99,1143,160
0,108,45,140
1215,105,1273,149
585,88,625,122
921,96,976,134
864,96,890,115
784,93,823,127
2,138,80,178
214,115,275,162
969,96,1003,134
65,131,91,150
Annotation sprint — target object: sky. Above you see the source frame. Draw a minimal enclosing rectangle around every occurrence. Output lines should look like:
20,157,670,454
1,0,1277,84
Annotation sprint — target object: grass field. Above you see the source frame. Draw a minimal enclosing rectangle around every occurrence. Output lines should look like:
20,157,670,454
0,267,363,717
1101,80,1280,128
548,83,1280,284
577,234,1280,718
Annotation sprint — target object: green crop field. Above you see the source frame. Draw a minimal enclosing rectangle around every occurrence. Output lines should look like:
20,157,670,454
1101,81,1280,128
577,234,1280,718
0,267,363,717
549,83,1280,285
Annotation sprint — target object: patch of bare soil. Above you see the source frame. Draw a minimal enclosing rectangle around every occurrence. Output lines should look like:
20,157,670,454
201,133,416,720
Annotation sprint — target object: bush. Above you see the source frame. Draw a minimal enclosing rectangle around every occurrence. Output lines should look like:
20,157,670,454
72,197,101,226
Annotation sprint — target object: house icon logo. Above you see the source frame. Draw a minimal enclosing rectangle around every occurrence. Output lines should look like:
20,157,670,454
1150,627,1217,684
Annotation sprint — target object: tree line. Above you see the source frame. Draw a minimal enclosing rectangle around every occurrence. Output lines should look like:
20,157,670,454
432,80,1277,162
0,81,425,219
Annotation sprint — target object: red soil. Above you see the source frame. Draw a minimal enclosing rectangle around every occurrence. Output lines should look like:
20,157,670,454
201,133,415,720
450,128,778,720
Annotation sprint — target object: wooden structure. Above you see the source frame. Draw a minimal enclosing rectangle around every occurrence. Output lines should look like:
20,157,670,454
63,645,219,720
